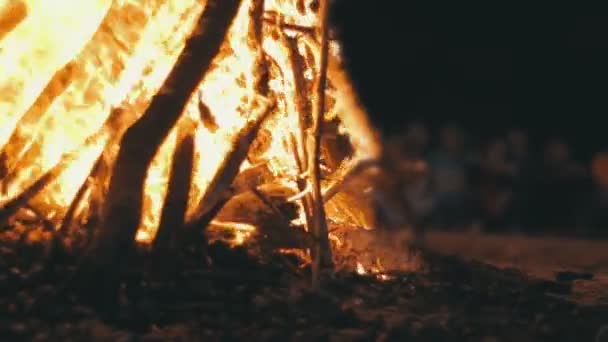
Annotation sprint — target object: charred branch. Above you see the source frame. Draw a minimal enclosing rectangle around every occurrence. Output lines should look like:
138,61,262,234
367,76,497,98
78,0,243,310
187,99,274,227
153,122,196,256
309,0,333,288
250,0,269,96
297,34,382,159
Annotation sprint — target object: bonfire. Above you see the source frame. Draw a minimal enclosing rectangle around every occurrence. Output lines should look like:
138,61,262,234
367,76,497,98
0,0,419,308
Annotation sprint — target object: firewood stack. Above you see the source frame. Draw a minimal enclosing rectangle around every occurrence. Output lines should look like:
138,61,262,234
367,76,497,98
0,0,411,293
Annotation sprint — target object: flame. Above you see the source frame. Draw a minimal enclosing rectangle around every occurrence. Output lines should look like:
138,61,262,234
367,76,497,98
356,262,366,275
0,0,384,272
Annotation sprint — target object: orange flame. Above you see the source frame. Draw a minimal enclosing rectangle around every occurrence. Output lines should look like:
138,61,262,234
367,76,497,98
0,0,382,260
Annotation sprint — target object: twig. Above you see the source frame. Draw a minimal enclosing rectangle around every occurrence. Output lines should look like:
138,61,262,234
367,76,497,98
57,146,107,235
309,0,333,290
288,133,314,241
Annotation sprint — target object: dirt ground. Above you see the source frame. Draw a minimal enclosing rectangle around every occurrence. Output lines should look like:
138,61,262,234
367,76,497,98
2,228,608,341
425,231,608,306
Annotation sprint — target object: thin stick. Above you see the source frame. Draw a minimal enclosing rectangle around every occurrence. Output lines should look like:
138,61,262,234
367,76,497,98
153,122,195,256
250,0,269,96
309,0,333,289
57,145,109,235
285,36,311,166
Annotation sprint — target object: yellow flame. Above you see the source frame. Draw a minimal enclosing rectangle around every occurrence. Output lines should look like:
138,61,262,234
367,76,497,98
0,0,380,261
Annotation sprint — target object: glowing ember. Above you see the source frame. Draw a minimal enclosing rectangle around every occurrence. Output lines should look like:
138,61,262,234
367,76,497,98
356,262,367,275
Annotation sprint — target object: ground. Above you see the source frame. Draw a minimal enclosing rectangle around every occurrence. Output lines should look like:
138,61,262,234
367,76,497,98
425,231,608,306
1,228,607,341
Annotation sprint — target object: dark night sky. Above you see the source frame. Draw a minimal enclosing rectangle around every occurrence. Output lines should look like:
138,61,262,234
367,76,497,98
332,2,608,159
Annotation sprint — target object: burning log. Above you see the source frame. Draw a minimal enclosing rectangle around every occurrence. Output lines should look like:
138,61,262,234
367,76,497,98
79,0,243,310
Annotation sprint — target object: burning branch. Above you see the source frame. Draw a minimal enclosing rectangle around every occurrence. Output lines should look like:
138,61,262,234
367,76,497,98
309,0,333,289
186,98,275,235
153,121,196,257
57,142,110,237
298,34,382,159
0,108,126,226
79,0,243,309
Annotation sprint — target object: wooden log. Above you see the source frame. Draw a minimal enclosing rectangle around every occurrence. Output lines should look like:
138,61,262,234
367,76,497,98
78,0,243,311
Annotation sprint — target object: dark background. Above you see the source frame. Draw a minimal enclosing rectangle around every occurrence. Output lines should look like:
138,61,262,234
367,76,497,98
331,1,608,160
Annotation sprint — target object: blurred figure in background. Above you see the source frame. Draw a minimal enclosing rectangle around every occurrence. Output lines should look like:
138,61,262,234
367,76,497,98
427,124,474,229
580,150,608,236
402,122,431,161
505,129,536,230
399,122,434,228
476,137,516,230
537,139,588,232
